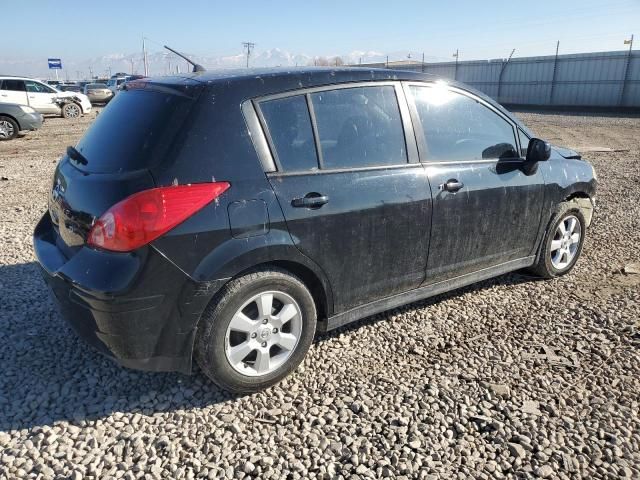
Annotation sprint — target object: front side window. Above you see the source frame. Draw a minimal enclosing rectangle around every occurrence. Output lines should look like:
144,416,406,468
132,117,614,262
411,85,518,162
260,95,318,172
310,86,407,169
25,81,55,94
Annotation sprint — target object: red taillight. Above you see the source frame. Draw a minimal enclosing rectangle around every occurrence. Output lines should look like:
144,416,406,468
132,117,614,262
87,182,230,252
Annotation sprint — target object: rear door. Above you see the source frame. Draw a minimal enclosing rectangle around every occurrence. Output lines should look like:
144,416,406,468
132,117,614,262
0,79,28,105
256,83,432,313
405,83,545,282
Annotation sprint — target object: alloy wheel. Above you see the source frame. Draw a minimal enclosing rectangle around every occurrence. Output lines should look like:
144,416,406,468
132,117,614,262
224,290,302,377
0,120,15,139
65,104,81,118
550,215,581,270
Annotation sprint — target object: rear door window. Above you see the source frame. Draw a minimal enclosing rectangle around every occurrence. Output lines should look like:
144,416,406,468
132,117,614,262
260,95,318,172
310,86,407,169
74,89,197,173
2,79,26,91
410,85,518,162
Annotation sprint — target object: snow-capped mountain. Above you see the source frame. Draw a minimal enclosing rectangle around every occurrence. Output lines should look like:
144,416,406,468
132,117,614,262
0,48,446,80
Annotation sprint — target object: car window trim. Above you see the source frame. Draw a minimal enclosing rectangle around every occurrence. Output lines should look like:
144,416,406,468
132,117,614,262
241,99,277,173
249,81,420,175
266,162,425,178
402,81,520,165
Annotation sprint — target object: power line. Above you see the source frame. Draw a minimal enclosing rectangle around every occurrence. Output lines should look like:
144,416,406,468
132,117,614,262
243,42,255,68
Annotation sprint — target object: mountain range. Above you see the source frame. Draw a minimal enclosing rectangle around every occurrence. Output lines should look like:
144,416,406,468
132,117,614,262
0,48,446,80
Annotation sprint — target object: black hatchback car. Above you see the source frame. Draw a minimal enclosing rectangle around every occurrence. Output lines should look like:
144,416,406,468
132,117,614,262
34,68,596,392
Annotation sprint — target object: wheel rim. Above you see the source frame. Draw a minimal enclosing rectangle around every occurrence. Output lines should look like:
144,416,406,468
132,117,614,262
66,104,80,117
224,290,303,377
550,215,581,270
0,120,14,139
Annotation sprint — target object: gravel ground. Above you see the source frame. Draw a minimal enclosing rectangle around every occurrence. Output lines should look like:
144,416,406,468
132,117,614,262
0,109,639,479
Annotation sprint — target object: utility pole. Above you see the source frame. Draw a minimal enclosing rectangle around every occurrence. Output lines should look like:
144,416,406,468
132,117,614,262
89,67,93,79
421,52,425,73
243,42,255,68
142,35,149,76
129,59,135,75
453,49,459,80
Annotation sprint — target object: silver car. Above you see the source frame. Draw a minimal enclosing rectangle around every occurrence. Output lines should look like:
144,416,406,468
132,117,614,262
0,103,43,140
83,83,114,104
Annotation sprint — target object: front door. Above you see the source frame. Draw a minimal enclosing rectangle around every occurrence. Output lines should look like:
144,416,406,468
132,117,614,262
406,83,545,283
25,80,59,114
0,79,28,105
257,84,432,312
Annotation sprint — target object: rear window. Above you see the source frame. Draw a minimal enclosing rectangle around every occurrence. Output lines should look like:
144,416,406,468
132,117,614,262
87,83,106,89
75,89,196,173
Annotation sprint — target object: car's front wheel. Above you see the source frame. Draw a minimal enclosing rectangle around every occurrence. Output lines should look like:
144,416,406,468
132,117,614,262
0,116,19,141
195,267,317,393
530,201,587,278
61,102,82,119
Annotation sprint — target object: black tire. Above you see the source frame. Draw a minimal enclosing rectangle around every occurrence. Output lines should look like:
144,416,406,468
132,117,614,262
0,116,19,141
195,267,317,393
529,201,587,279
61,102,82,119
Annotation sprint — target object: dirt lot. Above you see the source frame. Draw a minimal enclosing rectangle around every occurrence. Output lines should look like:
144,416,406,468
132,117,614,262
0,109,639,479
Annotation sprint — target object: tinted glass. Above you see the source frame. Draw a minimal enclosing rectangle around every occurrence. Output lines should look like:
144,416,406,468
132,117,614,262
87,84,107,89
25,81,55,93
411,85,518,161
310,86,407,169
74,89,196,173
2,80,25,91
518,128,530,157
260,95,318,172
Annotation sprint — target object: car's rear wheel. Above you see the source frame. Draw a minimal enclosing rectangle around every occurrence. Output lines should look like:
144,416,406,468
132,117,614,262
195,267,316,393
0,116,18,141
62,102,82,119
530,201,586,278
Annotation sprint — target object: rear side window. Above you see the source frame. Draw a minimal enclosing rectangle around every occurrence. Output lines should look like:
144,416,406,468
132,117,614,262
2,80,25,91
75,89,196,173
410,85,518,162
310,86,407,169
260,95,318,172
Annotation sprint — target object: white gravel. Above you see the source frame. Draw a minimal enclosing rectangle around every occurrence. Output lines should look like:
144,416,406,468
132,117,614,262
0,109,639,479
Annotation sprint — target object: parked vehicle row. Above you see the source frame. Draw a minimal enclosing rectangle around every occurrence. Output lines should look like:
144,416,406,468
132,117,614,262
34,68,597,393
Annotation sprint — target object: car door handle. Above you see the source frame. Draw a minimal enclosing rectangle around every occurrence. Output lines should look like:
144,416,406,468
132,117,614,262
291,193,329,208
441,179,464,193
0,94,7,97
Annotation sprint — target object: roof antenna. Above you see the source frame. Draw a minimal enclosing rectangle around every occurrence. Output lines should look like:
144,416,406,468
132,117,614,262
163,45,206,73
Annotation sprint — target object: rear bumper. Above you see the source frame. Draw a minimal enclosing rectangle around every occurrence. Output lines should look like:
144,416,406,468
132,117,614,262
33,212,224,374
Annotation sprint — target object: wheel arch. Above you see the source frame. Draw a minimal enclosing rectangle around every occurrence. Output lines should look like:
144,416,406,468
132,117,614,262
0,113,21,131
563,191,594,227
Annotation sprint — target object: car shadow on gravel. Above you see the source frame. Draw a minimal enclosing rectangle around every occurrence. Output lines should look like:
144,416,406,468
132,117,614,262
316,271,544,340
0,262,541,433
0,262,236,433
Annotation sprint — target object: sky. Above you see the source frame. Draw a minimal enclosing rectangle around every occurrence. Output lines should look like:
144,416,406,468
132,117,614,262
3,0,639,76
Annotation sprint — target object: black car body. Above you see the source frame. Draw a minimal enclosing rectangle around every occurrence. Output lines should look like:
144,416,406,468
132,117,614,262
34,68,596,390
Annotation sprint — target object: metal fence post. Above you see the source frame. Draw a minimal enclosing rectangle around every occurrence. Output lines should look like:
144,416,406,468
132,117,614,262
497,49,515,103
549,41,560,105
619,35,634,106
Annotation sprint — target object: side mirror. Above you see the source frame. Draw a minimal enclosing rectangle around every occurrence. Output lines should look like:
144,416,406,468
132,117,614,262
526,138,551,162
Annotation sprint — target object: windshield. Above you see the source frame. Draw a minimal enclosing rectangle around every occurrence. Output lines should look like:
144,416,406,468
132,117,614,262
74,88,198,173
